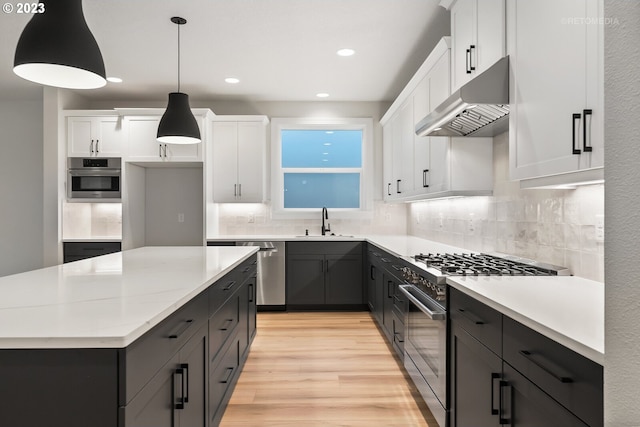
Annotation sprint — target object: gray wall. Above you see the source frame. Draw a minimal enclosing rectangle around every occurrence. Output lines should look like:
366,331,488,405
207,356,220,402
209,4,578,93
0,98,43,276
144,167,203,246
604,1,640,425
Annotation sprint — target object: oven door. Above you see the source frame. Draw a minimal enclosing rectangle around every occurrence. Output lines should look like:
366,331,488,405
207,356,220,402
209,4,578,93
399,284,447,427
68,170,121,199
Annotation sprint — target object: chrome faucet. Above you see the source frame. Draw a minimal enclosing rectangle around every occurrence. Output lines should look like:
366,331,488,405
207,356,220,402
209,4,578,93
321,207,331,236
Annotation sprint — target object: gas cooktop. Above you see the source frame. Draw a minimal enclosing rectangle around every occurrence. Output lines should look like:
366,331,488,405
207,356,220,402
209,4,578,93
412,252,571,277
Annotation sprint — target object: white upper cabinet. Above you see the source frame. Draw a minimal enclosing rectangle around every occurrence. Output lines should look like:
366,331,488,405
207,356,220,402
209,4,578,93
381,37,493,202
211,117,269,203
507,0,604,187
449,0,506,93
125,113,207,163
67,115,124,157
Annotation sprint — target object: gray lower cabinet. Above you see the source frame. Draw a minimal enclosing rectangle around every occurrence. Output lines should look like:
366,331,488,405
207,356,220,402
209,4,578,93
286,241,363,309
63,241,122,263
449,286,603,427
0,254,257,427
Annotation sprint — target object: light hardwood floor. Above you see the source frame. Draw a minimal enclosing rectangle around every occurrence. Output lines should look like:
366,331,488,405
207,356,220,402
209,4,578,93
220,311,437,427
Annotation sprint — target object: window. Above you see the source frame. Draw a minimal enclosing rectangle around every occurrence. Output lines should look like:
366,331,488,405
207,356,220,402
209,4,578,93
271,118,373,218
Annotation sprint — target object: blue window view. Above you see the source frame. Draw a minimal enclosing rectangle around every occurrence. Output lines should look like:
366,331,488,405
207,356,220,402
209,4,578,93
284,173,360,208
282,130,362,168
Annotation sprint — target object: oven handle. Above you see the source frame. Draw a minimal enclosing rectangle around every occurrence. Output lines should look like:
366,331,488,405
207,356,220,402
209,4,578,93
399,285,446,321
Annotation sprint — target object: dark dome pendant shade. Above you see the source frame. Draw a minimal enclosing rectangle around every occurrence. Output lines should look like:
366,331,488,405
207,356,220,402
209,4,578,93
13,0,106,89
157,16,201,145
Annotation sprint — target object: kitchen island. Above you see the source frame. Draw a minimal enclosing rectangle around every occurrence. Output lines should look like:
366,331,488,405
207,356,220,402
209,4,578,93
0,246,259,427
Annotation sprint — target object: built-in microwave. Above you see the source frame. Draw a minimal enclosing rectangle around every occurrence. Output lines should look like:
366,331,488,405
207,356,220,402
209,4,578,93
67,157,121,200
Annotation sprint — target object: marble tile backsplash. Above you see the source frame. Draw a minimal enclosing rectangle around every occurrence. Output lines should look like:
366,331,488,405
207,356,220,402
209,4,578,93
408,133,604,282
62,203,122,239
215,201,407,237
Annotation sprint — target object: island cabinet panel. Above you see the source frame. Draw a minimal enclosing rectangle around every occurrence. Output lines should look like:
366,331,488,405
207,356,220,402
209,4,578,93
0,252,258,427
122,289,209,405
0,349,119,427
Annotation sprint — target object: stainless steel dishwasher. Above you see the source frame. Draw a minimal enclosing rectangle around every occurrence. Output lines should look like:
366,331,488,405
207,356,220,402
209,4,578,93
236,241,286,310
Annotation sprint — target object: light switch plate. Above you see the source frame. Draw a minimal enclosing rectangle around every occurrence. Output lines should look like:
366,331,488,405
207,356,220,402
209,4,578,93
595,214,604,242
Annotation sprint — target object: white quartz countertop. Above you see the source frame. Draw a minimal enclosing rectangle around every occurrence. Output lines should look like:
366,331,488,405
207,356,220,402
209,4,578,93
446,275,604,365
0,246,258,349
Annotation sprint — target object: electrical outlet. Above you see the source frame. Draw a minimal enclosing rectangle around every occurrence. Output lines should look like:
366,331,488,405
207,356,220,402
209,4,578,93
595,214,604,242
178,213,185,223
248,213,255,223
468,214,475,235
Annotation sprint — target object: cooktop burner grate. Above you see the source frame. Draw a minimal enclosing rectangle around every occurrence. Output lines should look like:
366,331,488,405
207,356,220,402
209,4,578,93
412,253,567,277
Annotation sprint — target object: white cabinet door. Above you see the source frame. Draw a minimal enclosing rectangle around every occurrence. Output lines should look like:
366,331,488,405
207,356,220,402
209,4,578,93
508,0,603,184
399,100,415,196
68,116,122,157
212,119,266,203
413,75,431,195
212,122,239,202
127,116,201,162
450,0,505,93
382,122,394,201
450,0,476,92
236,122,265,202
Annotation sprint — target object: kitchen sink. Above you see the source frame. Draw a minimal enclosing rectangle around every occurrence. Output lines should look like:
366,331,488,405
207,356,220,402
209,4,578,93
294,234,355,238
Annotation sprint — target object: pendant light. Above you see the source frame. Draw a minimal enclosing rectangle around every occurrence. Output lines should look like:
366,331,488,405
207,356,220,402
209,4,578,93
13,0,106,89
157,17,201,145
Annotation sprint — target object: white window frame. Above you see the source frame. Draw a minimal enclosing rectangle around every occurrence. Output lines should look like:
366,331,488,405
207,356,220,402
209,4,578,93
271,117,374,220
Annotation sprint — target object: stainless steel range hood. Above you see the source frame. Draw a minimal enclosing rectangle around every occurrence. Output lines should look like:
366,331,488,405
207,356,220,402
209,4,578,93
415,56,509,137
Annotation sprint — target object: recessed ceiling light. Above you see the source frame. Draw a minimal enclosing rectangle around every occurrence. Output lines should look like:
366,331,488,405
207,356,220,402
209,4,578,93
323,142,332,146
106,77,122,83
325,131,334,134
316,93,329,98
322,159,329,162
225,77,240,84
337,48,355,57
323,152,329,155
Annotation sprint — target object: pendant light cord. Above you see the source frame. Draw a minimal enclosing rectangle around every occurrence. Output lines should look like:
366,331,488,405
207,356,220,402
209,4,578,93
177,22,181,93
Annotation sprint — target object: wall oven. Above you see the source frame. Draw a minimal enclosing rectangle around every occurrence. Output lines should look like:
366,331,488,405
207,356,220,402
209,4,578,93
67,157,121,200
398,272,448,427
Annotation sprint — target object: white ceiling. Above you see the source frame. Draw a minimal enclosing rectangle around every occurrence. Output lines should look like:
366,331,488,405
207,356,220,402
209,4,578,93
0,0,449,103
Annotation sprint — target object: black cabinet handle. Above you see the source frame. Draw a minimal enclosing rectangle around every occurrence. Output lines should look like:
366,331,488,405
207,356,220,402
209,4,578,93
221,367,234,384
90,140,94,154
175,366,186,409
249,283,254,303
396,179,401,194
370,265,376,281
469,45,476,71
572,113,582,155
159,143,162,158
95,139,100,153
457,308,485,325
583,109,593,152
499,380,512,425
466,48,471,73
181,363,189,403
234,184,237,197
422,169,430,188
519,350,573,383
219,319,233,331
391,264,402,271
380,257,391,263
491,373,500,415
168,319,194,339
387,183,391,196
387,281,394,298
223,281,236,291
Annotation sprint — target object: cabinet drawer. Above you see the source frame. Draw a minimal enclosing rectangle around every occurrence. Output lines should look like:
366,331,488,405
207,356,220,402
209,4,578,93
238,255,257,284
287,241,362,255
209,270,240,312
449,287,502,356
122,290,208,405
209,294,240,362
210,338,240,422
503,317,603,427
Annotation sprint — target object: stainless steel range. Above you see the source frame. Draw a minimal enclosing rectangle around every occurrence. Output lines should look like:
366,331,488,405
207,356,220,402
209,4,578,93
398,252,569,427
